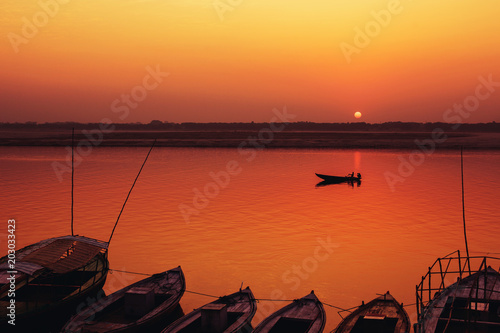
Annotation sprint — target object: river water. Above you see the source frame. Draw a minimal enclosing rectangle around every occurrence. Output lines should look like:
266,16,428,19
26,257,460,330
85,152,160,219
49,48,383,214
1,146,499,330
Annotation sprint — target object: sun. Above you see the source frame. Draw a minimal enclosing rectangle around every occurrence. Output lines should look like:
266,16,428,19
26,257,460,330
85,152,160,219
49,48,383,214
354,111,362,119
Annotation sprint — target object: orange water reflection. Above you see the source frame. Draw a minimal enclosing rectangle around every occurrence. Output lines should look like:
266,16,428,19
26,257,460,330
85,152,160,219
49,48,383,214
1,147,499,330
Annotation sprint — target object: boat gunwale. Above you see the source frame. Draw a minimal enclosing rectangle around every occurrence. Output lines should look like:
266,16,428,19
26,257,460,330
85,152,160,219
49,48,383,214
0,235,109,278
162,286,257,333
253,291,326,333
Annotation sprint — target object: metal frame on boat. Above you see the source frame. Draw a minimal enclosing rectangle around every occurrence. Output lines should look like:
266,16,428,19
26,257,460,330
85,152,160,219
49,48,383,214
415,250,500,333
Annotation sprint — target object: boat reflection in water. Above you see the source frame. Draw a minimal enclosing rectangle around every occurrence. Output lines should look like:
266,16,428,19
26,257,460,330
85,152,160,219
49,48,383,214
315,173,362,188
316,180,361,188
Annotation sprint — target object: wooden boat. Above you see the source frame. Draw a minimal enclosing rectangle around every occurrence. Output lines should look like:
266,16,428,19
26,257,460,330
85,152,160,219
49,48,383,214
315,174,361,183
333,292,410,333
0,235,109,330
162,286,256,333
253,291,326,333
415,252,500,333
0,136,155,331
62,266,185,333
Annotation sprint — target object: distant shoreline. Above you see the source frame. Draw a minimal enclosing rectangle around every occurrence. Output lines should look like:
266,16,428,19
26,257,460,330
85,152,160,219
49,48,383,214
1,129,499,149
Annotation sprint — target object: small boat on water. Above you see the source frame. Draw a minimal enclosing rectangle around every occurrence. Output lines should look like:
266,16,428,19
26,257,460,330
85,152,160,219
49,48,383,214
333,291,410,333
62,266,185,333
415,252,500,333
253,291,326,333
315,173,361,183
0,235,109,330
162,287,256,333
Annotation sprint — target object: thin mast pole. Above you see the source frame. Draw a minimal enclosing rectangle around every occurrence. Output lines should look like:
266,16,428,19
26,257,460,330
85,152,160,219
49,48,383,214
108,140,156,245
461,146,471,274
71,127,75,236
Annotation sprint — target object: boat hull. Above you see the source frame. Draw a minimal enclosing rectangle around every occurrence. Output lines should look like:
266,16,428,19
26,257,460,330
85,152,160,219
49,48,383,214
0,236,109,332
315,174,361,183
334,292,410,333
416,261,500,333
254,291,326,333
62,266,185,333
162,287,257,333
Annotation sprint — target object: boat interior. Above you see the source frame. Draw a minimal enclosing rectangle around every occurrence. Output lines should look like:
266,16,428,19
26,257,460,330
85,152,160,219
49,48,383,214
266,317,315,333
89,292,174,324
435,297,500,333
171,310,245,333
350,315,399,333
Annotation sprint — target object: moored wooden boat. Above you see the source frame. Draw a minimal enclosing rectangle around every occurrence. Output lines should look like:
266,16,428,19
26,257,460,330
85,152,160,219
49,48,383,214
0,235,109,331
0,135,156,332
415,252,500,333
333,292,409,333
62,266,185,333
253,291,326,333
162,286,256,333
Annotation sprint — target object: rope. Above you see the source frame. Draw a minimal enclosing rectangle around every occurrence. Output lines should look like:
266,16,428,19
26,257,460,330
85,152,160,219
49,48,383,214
109,269,152,276
108,268,348,309
107,269,426,313
185,290,221,298
107,139,156,245
71,127,74,236
461,147,472,274
322,302,347,311
442,250,460,259
403,302,417,307
256,298,298,302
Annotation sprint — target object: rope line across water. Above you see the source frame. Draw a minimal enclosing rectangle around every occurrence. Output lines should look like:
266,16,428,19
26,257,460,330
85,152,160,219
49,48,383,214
108,268,415,311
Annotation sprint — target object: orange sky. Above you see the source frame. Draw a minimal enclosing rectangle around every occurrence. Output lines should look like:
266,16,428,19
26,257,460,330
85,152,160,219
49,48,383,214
1,0,499,123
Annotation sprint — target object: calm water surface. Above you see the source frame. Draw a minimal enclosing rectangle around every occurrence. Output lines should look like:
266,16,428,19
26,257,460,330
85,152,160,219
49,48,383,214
1,147,499,330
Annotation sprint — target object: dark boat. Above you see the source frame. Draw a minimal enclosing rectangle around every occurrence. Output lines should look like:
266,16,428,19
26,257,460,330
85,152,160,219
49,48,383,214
162,287,256,333
253,291,326,333
415,252,500,333
333,292,410,333
0,235,109,330
315,173,361,183
0,137,155,331
62,266,185,333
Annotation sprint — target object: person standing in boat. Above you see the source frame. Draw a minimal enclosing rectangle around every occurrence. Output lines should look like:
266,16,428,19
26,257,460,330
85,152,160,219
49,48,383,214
357,173,362,179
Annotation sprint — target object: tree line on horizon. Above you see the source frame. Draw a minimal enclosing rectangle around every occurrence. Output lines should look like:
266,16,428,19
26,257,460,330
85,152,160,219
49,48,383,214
0,121,499,132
